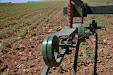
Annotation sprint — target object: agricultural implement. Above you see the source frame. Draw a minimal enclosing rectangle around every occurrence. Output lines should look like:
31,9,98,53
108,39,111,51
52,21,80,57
41,0,113,75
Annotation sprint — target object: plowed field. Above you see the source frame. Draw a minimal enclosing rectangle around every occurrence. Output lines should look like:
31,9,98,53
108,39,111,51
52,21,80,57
0,0,113,75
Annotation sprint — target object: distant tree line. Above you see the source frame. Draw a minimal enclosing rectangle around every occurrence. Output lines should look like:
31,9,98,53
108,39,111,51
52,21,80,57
0,0,12,3
6,2,12,3
28,1,36,3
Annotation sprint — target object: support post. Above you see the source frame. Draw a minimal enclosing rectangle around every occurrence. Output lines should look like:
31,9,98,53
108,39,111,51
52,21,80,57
73,40,80,75
93,31,98,75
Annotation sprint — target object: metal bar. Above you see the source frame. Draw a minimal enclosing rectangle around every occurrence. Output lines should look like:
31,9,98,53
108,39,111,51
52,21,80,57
73,3,83,17
87,5,113,14
52,27,77,37
72,0,84,8
63,5,113,17
73,40,80,75
93,31,98,75
56,49,66,62
59,43,76,47
41,65,50,75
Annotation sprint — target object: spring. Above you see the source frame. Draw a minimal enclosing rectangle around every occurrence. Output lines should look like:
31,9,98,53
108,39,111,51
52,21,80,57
68,0,73,28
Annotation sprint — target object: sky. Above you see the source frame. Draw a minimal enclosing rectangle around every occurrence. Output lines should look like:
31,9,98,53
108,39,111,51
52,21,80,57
0,0,42,3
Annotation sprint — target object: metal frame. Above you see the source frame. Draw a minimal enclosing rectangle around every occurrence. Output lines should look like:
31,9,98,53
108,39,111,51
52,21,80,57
41,0,113,75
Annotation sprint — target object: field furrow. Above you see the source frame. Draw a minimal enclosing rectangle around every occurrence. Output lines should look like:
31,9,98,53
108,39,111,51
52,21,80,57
0,1,113,75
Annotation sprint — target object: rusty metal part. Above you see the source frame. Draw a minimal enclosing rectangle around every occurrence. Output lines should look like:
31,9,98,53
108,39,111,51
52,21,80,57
68,0,73,28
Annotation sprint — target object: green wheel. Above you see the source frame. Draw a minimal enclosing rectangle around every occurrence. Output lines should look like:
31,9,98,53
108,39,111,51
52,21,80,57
47,35,60,67
42,36,51,66
42,35,66,67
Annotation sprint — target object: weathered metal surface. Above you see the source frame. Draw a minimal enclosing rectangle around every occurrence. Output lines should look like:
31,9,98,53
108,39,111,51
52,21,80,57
42,36,51,66
52,27,77,37
73,40,80,75
63,7,68,15
73,3,83,17
46,35,60,66
93,31,98,75
87,5,113,14
59,42,76,47
42,35,67,67
41,0,112,74
78,24,85,38
59,38,76,47
64,5,113,17
41,65,50,75
64,5,84,17
68,0,73,28
56,49,66,62
63,5,85,17
72,22,81,28
72,0,84,8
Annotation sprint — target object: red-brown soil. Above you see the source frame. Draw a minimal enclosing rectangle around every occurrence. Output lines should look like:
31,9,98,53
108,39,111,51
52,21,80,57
0,1,113,75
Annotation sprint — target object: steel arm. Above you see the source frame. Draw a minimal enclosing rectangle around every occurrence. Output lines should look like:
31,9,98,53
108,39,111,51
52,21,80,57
72,0,84,8
64,4,113,17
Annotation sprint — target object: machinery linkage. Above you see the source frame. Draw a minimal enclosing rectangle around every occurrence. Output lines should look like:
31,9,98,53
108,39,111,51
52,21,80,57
41,0,113,75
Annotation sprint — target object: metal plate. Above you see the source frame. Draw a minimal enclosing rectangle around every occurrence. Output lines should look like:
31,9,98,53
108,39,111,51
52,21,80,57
78,24,85,38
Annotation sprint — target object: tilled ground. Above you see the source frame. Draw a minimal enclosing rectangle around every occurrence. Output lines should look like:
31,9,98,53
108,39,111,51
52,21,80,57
0,1,113,75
